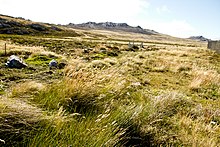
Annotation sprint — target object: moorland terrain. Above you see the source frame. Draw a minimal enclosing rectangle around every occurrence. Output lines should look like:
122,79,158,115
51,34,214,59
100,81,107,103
0,14,220,146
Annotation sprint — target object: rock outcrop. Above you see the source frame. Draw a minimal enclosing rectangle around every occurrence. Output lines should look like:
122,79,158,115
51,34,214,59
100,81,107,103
0,14,62,35
67,22,158,35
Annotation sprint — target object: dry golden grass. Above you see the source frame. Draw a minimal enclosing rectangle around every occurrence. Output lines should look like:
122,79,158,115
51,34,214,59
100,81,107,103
0,19,220,146
11,81,45,98
0,96,43,120
88,29,206,46
189,69,220,90
175,114,220,147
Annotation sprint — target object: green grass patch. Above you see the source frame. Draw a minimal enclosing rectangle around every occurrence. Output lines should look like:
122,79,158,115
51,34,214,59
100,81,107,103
26,55,53,66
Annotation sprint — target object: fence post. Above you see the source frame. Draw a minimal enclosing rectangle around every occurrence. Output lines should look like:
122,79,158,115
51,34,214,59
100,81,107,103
4,43,7,56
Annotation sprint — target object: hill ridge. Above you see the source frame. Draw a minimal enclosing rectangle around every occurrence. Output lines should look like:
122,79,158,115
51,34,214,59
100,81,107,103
67,21,158,35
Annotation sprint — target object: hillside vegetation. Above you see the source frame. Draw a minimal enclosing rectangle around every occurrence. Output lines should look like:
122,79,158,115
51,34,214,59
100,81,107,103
0,15,220,146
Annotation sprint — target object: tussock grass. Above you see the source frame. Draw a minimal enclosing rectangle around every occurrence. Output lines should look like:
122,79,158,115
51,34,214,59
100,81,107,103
190,69,220,90
0,96,44,146
11,81,45,98
174,114,220,147
33,77,103,114
22,52,208,146
1,28,220,146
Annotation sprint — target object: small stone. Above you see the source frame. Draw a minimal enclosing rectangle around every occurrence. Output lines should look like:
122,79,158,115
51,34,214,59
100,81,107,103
49,59,58,69
210,121,217,125
131,82,141,86
0,139,5,144
100,48,107,53
83,49,89,53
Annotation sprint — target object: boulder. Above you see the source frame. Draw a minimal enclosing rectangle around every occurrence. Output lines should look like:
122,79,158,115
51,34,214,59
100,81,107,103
5,55,27,68
49,59,58,68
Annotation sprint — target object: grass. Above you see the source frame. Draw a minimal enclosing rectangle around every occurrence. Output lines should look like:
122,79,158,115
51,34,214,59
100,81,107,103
0,23,220,146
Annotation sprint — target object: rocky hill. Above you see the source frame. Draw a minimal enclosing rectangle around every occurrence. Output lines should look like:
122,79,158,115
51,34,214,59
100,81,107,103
0,15,63,35
0,14,80,37
67,22,158,35
0,14,159,36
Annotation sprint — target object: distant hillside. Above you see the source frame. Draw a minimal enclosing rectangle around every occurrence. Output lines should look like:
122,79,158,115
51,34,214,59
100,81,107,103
0,14,158,36
67,22,158,35
0,14,80,36
0,14,203,44
188,36,210,42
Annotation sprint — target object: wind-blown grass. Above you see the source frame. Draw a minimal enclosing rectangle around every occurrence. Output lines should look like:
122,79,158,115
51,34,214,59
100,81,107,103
1,29,220,146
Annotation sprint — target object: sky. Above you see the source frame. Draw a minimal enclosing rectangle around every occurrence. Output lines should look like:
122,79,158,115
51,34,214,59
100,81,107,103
0,0,219,39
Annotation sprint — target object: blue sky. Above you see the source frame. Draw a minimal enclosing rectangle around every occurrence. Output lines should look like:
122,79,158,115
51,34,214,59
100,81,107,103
144,0,220,39
0,0,219,39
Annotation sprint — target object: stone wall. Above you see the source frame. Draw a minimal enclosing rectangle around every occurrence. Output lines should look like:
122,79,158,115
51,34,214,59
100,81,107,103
208,41,220,53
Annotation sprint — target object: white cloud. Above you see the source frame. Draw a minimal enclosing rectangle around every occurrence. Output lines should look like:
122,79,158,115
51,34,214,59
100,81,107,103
156,5,171,14
0,0,150,24
0,0,198,38
145,20,196,38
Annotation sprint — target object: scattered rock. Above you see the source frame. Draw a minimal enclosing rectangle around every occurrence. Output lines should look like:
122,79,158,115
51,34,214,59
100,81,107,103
0,18,32,34
0,139,5,144
131,82,141,87
50,26,62,31
127,42,140,51
88,48,93,51
49,59,58,69
1,27,30,35
100,48,107,53
28,24,47,31
83,48,91,53
5,55,27,69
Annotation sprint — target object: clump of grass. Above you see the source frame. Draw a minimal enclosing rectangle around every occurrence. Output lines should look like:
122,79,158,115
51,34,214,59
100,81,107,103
176,64,192,72
32,71,105,114
26,106,131,146
0,97,44,146
189,69,220,90
1,30,220,146
11,81,45,98
0,81,6,95
113,91,194,146
0,49,31,57
104,58,118,65
173,114,220,147
153,92,193,117
89,60,111,69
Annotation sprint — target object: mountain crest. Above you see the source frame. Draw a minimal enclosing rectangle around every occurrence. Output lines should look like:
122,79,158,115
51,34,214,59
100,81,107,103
67,22,157,35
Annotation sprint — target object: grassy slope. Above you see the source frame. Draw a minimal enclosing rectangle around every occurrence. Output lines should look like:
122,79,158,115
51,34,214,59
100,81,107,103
0,16,220,146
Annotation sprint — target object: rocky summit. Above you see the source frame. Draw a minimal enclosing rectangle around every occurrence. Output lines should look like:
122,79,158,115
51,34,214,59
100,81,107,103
67,22,158,35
